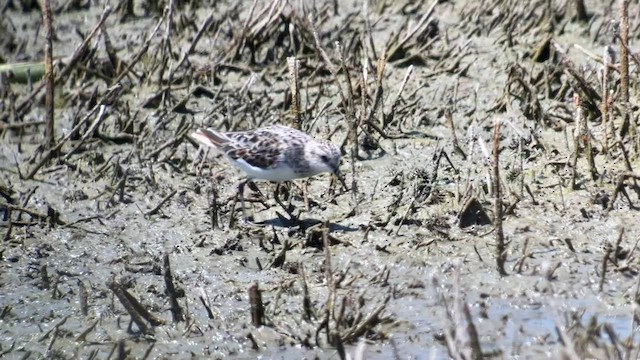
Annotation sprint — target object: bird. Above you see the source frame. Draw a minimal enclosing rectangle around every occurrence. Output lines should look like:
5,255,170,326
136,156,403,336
191,124,342,222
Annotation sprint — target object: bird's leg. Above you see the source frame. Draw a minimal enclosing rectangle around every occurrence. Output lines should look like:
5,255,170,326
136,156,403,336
238,179,248,223
303,179,310,211
273,183,284,209
327,172,348,203
273,182,298,221
246,181,269,210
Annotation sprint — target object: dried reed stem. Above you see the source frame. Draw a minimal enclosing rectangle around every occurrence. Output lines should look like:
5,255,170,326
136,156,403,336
619,1,629,105
573,0,588,22
287,57,301,129
322,221,336,319
492,119,507,275
249,282,265,327
163,254,184,322
619,1,630,139
601,47,612,154
599,242,612,292
42,0,55,150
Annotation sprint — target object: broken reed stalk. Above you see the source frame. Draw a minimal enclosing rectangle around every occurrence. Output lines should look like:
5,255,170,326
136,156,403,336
619,0,638,150
300,262,313,321
287,57,301,129
209,183,219,229
107,279,150,334
570,94,596,188
492,119,507,276
234,0,258,60
38,315,69,342
199,288,215,319
599,242,612,292
444,108,467,159
108,277,166,328
163,254,184,322
462,303,483,360
613,227,625,261
573,0,588,21
249,282,265,327
322,221,336,320
62,105,108,161
144,189,177,216
78,280,88,316
309,14,358,149
334,41,357,153
386,0,439,61
388,64,412,123
41,264,50,290
619,0,629,111
607,172,640,211
117,339,126,359
0,201,66,226
161,0,175,85
41,0,55,150
364,52,387,133
362,0,377,59
75,320,99,342
175,15,214,73
626,276,640,349
601,47,612,155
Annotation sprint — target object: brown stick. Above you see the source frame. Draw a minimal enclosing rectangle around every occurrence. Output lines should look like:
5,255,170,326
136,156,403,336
492,119,507,276
249,282,265,327
613,227,625,263
341,295,390,342
570,94,582,189
41,0,55,149
573,0,589,22
607,172,640,212
365,52,387,132
287,57,301,129
463,302,483,360
144,190,177,216
601,47,612,154
300,262,313,321
41,264,50,290
387,0,439,61
334,42,357,152
322,221,336,319
175,15,214,73
107,277,165,332
106,279,150,334
78,280,88,316
599,242,612,292
619,1,630,138
619,1,629,106
0,201,66,226
163,254,184,322
75,320,98,342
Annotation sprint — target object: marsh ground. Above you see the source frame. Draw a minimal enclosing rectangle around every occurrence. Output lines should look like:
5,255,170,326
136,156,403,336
1,0,640,359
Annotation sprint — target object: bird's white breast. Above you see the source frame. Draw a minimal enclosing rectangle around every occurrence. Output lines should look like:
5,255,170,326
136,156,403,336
232,158,299,182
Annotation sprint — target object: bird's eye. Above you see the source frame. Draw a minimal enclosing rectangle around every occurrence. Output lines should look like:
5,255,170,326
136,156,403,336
320,155,329,163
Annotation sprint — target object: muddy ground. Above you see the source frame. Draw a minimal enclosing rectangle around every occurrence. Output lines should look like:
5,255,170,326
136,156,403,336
2,0,640,358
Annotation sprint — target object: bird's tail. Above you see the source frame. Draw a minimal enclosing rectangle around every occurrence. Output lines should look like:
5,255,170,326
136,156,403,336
190,128,228,149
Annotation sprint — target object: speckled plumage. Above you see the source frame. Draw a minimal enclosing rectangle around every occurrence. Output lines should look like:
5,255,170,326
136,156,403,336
191,125,341,182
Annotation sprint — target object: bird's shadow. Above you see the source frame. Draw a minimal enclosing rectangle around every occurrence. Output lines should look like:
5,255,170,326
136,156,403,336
257,215,358,233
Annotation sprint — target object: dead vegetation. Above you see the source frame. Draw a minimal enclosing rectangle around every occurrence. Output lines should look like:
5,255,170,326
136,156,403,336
1,0,640,357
